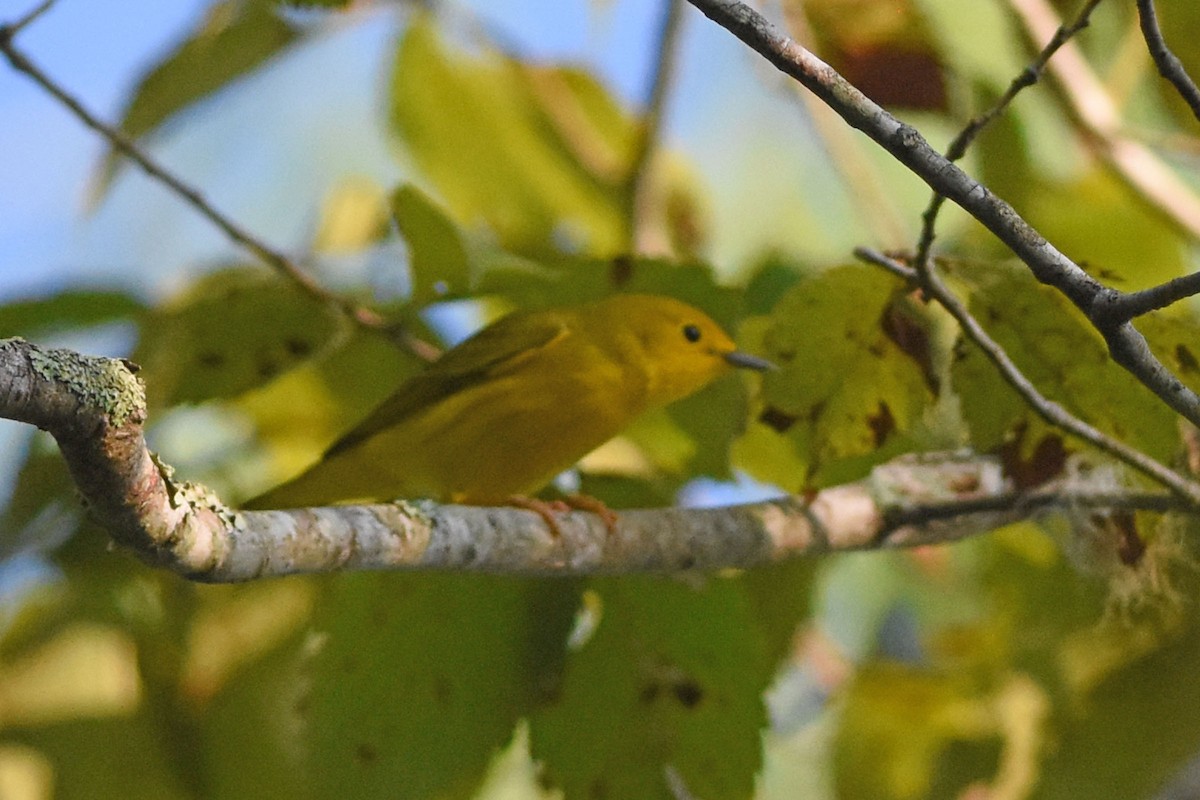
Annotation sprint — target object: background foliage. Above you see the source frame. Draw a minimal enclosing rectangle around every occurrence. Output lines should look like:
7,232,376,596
3,0,1200,798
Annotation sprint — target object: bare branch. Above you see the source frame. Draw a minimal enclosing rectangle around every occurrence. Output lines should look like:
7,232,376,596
778,2,911,247
682,0,1200,429
1096,272,1200,324
856,248,1200,506
2,0,54,35
3,336,1182,581
1135,0,1200,124
0,21,439,363
915,0,1105,271
623,0,686,253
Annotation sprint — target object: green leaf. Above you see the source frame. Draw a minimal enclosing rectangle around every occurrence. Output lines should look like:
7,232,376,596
202,632,312,800
0,445,82,560
948,260,1179,463
276,0,351,7
134,267,341,408
10,713,191,800
0,289,144,338
531,576,773,800
305,574,576,800
1137,311,1200,396
390,184,472,304
388,20,630,254
96,0,300,196
737,266,937,490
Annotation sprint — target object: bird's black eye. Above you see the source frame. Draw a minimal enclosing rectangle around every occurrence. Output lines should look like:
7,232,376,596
682,324,702,343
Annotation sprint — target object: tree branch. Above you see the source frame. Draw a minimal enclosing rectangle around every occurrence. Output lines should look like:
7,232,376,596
0,12,439,363
623,0,686,253
682,0,1200,430
1135,0,1200,124
1,336,1188,582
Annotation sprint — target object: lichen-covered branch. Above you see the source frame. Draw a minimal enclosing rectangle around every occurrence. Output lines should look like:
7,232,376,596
0,337,1187,582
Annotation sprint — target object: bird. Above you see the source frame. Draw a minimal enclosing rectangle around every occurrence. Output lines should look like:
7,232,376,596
243,293,773,511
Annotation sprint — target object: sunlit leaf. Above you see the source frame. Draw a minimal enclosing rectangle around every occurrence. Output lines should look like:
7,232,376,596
0,290,143,338
736,266,937,490
96,0,301,196
390,184,472,304
388,19,630,254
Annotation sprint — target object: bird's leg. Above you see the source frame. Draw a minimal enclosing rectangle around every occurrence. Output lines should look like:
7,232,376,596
563,494,619,536
507,495,573,538
505,495,618,538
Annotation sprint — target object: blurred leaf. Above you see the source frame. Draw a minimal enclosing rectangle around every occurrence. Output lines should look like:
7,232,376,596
95,0,300,196
531,576,779,800
914,0,1025,93
390,184,472,304
134,267,341,409
9,714,190,800
1137,311,1200,396
202,630,312,800
1023,172,1187,290
1034,599,1200,800
947,260,1179,464
312,177,391,254
737,266,936,490
277,0,351,7
305,574,576,800
389,19,630,254
0,289,144,339
0,445,81,560
833,662,1001,800
237,326,423,498
805,0,946,111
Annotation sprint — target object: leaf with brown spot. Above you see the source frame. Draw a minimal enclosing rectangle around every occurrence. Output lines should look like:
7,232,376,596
735,266,937,488
531,577,771,800
867,401,896,448
760,406,798,434
135,266,340,409
951,261,1180,463
997,428,1068,490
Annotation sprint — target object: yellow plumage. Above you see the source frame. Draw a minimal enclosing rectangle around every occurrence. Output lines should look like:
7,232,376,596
244,294,771,509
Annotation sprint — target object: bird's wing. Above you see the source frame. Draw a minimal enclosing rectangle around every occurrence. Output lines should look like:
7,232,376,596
323,309,572,457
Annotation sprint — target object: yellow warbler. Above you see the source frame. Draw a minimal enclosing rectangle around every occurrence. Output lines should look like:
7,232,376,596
245,294,772,509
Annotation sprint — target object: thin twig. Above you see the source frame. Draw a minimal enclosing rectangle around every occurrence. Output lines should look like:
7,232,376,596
779,1,911,248
856,247,1200,506
1007,0,1200,243
1135,0,1200,123
882,489,1181,531
1,0,54,35
0,21,439,363
623,0,686,253
914,0,1105,272
1095,272,1200,324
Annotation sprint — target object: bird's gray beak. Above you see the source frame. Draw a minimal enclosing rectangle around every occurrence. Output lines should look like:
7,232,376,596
724,350,777,371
